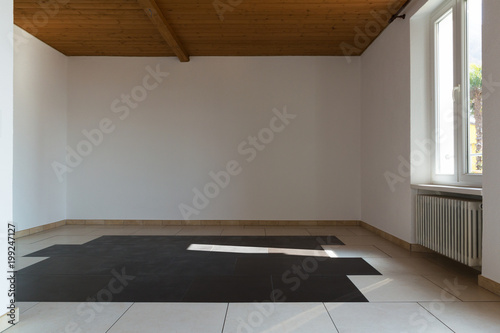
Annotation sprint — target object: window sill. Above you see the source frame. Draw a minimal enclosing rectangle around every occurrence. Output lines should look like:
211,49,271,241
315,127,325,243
411,184,483,197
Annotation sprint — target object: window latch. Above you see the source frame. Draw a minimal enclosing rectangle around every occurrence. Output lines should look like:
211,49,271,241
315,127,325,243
452,85,461,102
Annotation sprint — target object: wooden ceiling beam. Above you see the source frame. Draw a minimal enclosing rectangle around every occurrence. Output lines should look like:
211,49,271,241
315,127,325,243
137,0,189,62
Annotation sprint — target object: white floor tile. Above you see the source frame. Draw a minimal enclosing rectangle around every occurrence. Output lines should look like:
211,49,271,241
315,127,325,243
420,301,500,333
424,256,481,276
265,228,310,236
38,226,100,236
321,245,390,258
17,235,100,256
223,303,338,333
306,227,356,236
32,235,100,245
108,303,227,333
423,274,500,301
15,232,59,245
363,257,453,276
14,256,48,270
6,302,132,333
16,302,39,314
335,235,394,247
131,227,182,235
88,226,141,236
16,226,100,244
375,244,433,258
326,302,453,333
349,275,459,302
176,227,223,236
221,227,266,236
16,243,50,257
346,228,377,236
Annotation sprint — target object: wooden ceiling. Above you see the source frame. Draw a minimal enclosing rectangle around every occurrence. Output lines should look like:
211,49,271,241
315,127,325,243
14,0,407,61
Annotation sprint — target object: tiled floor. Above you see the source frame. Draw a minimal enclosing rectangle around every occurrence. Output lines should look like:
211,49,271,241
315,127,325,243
10,225,500,332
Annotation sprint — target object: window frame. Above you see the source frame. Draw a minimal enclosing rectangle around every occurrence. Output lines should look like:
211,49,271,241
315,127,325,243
430,0,482,187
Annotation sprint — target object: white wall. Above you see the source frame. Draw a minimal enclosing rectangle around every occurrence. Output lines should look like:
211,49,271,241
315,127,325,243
66,57,361,221
0,0,14,327
481,0,500,285
360,4,422,242
410,1,436,185
13,26,67,231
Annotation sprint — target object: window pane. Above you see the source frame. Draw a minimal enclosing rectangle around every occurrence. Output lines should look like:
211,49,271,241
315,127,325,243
436,11,455,175
467,0,482,174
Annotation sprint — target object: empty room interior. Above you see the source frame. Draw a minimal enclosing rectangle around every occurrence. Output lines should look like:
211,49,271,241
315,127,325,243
2,0,500,332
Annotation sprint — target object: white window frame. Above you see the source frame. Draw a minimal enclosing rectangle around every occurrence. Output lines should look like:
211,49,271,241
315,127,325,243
430,0,482,187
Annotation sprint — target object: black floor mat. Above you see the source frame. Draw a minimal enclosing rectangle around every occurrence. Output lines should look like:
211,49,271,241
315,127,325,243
17,235,380,302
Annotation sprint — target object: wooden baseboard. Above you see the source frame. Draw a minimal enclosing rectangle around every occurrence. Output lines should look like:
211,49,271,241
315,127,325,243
359,221,412,251
478,275,500,297
17,219,362,237
14,220,65,238
67,219,361,226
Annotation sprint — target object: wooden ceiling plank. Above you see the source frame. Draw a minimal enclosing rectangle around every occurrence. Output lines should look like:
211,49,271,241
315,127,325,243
137,0,189,62
13,0,407,57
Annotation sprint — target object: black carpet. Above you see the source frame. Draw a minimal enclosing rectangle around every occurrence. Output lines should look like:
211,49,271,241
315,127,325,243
17,236,381,302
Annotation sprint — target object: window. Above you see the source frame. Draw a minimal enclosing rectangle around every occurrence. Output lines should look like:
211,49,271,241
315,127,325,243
432,0,482,185
435,9,455,175
466,0,483,175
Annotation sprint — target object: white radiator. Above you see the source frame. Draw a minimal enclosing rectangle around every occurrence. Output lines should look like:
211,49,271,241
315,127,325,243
416,195,483,267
